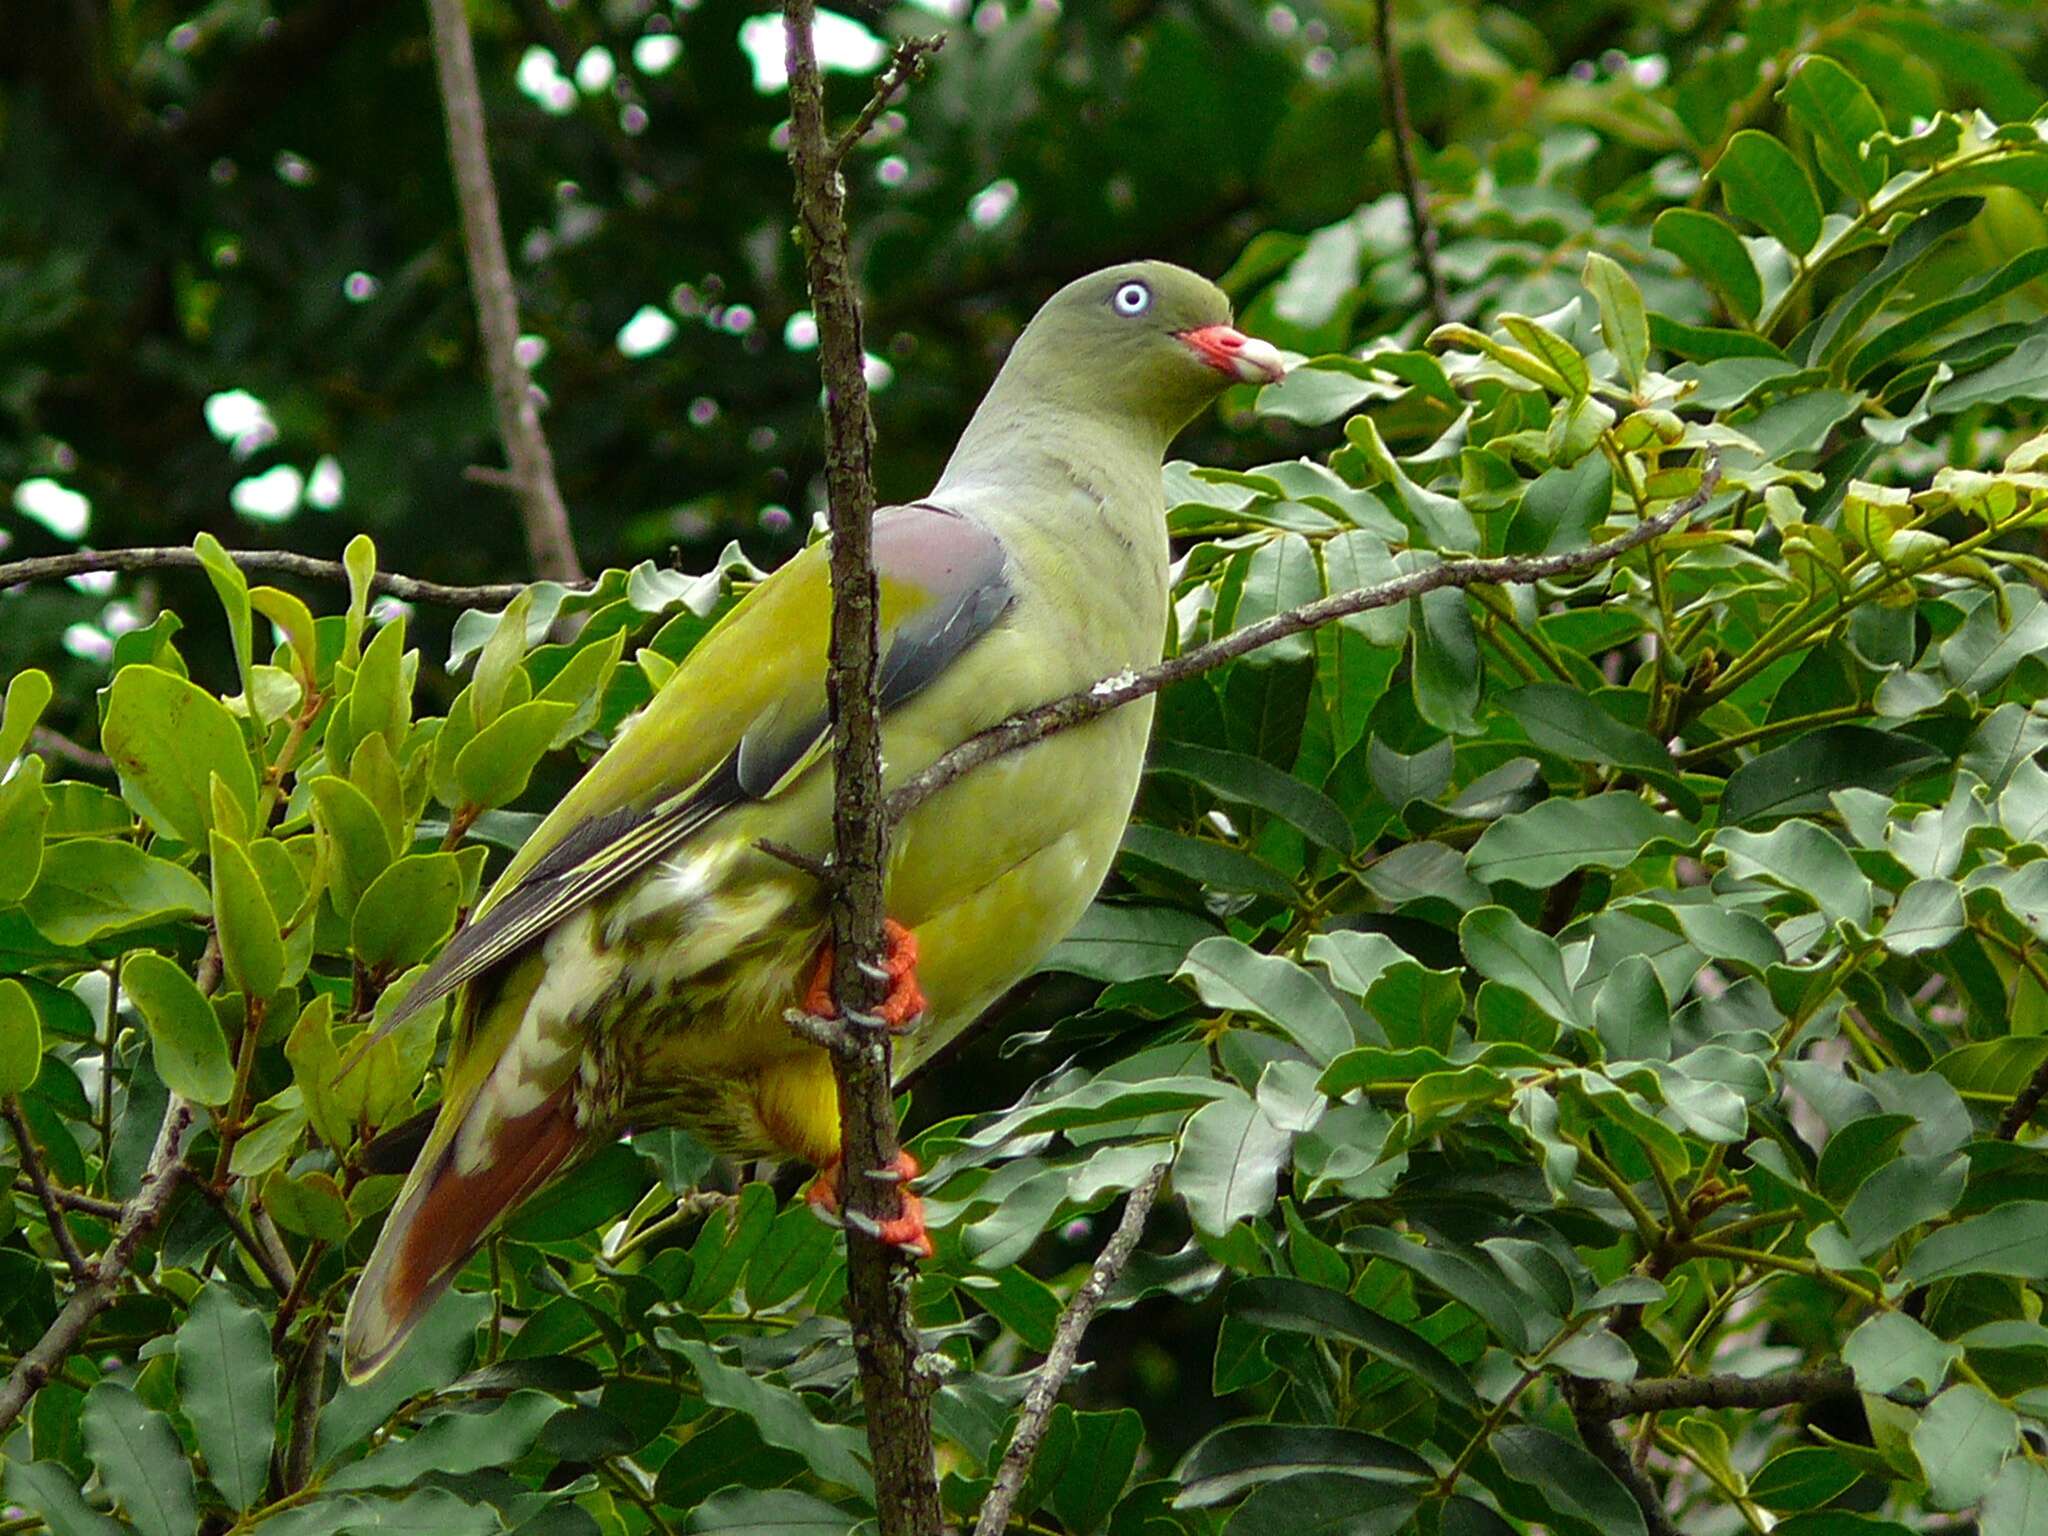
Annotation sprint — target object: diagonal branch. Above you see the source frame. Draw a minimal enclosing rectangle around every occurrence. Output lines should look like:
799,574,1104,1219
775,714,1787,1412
783,4,942,1534
887,460,1722,825
0,545,530,606
5,1098,92,1282
831,34,947,169
425,0,585,584
0,1096,198,1434
973,1164,1167,1536
1574,1364,1856,1417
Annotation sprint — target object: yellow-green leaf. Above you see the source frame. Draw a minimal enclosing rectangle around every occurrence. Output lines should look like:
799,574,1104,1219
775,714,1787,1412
210,832,284,999
0,978,43,1095
123,951,233,1105
102,664,259,849
0,669,54,765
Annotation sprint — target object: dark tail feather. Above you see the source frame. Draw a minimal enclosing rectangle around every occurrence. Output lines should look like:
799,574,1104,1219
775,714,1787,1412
340,1084,579,1383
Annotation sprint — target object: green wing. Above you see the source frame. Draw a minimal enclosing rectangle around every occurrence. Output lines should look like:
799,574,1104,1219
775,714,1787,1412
381,504,1012,1029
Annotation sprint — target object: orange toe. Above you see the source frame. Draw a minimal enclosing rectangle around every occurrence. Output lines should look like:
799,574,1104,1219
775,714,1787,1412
800,921,926,1034
804,1151,931,1257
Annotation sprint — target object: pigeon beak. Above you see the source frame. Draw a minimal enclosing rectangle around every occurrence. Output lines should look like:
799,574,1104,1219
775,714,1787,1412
1178,324,1288,385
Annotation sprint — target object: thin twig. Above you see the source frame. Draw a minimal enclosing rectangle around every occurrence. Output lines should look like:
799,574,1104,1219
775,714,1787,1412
887,461,1722,825
14,1181,124,1220
831,34,947,168
784,3,942,1534
425,0,584,584
189,1179,295,1294
0,545,530,606
5,1099,92,1282
1564,1378,1682,1536
973,1164,1167,1536
0,1096,198,1435
1373,0,1448,327
30,726,111,774
1995,1051,2048,1139
282,1312,328,1493
1575,1364,1856,1417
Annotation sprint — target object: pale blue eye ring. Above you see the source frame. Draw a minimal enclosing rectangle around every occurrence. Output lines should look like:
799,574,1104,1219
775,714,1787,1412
1111,281,1152,317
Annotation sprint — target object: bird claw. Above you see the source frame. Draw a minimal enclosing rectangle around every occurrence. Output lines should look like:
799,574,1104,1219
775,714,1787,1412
800,920,927,1035
803,1150,935,1258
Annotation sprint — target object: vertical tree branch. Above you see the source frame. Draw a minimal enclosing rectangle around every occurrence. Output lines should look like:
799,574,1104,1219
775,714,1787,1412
782,5,942,1534
425,0,585,583
1374,0,1448,328
974,1164,1167,1536
1564,1378,1684,1536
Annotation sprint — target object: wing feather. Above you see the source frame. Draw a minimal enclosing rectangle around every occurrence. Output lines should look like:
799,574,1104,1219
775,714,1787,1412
367,503,1012,1039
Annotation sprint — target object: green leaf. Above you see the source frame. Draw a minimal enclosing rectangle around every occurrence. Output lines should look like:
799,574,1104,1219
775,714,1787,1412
1345,415,1478,551
682,1489,856,1536
1411,586,1479,735
1910,1384,2017,1509
1176,936,1352,1063
1493,1424,1646,1536
1848,246,2048,383
1713,129,1822,255
23,838,210,946
468,589,535,728
1748,1447,1863,1512
1461,906,1583,1028
175,1283,276,1511
1343,1227,1536,1350
328,1389,563,1491
1172,1422,1432,1507
352,854,463,973
1719,726,1945,825
1466,793,1692,888
1883,879,1964,956
345,613,413,758
0,976,43,1095
1049,1408,1144,1533
1582,252,1649,390
1228,1276,1479,1409
1229,532,1320,664
454,698,575,810
1223,1473,1416,1535
1505,455,1612,557
1844,1311,1960,1395
1902,1201,2048,1283
1653,208,1764,322
82,1380,200,1536
102,663,259,848
1041,902,1220,982
318,1290,489,1463
1150,741,1354,852
1594,954,1669,1062
2,1459,127,1536
0,753,49,905
193,532,255,711
1122,824,1297,901
0,668,54,765
250,584,320,689
1984,1457,2048,1536
310,774,395,923
211,831,284,998
1713,821,1874,929
123,951,233,1104
1780,54,1888,201
679,1341,873,1497
1174,1089,1292,1236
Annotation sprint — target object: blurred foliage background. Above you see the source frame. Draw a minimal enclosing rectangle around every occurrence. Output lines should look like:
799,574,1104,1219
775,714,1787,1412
6,2,2048,1534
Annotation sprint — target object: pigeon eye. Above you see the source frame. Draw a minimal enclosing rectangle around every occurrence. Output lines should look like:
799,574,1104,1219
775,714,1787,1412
1111,281,1152,317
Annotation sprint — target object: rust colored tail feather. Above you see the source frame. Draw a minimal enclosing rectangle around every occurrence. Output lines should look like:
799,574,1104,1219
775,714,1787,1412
340,1084,579,1383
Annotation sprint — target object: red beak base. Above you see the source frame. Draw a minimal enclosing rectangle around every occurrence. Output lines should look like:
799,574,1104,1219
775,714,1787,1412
1179,324,1288,385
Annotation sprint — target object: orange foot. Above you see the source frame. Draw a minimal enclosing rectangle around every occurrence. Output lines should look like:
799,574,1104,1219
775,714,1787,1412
802,918,926,1033
805,1150,935,1257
